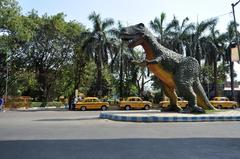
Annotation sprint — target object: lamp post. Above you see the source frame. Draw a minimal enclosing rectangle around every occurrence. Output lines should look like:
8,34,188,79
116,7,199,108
230,1,240,101
232,0,240,58
119,41,123,99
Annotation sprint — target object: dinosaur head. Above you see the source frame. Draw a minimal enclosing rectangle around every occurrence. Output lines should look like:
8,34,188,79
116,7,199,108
120,23,146,48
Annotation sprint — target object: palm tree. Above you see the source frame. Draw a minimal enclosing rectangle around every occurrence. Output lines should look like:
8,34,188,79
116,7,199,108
150,14,195,55
164,16,195,54
104,21,124,98
201,22,226,97
81,11,114,97
110,21,143,98
187,18,217,64
149,12,170,46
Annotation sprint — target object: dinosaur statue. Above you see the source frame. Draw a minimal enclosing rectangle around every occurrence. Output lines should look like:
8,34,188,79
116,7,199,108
120,23,216,113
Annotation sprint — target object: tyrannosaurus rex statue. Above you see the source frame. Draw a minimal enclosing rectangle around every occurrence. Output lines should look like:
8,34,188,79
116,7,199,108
120,23,216,113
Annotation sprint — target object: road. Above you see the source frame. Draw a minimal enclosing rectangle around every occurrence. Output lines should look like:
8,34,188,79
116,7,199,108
0,110,240,159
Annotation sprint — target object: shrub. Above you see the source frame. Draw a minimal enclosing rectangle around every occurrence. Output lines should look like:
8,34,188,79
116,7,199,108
30,102,63,107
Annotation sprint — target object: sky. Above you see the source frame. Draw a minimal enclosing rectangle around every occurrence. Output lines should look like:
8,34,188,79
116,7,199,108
17,0,240,81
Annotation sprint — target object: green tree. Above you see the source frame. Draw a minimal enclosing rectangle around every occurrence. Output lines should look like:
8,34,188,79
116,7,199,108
149,12,168,45
187,18,217,64
201,21,226,96
81,11,114,97
150,12,171,47
0,0,27,96
22,11,85,102
49,21,87,102
165,16,195,54
0,0,21,34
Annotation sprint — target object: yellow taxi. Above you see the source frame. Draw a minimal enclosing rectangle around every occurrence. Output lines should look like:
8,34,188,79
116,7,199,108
119,97,152,110
159,97,188,108
210,97,238,109
75,97,109,111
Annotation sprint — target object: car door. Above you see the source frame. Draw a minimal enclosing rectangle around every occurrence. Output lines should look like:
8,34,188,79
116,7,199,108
225,99,232,108
84,99,92,109
136,98,144,108
131,98,141,109
92,98,100,109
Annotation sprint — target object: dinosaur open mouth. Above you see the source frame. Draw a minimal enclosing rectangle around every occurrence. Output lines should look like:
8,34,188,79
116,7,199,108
128,38,140,48
120,34,134,40
120,34,142,48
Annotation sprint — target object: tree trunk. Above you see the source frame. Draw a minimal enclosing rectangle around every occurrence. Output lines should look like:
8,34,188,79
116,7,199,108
213,59,218,97
230,61,235,100
141,73,144,96
95,46,103,97
119,44,123,99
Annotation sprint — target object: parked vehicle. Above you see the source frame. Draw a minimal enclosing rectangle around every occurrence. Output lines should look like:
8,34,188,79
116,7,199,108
159,97,188,108
210,97,238,109
75,97,109,111
119,97,152,110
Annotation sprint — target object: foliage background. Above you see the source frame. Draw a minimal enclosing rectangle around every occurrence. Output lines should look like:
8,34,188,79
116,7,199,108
0,0,239,105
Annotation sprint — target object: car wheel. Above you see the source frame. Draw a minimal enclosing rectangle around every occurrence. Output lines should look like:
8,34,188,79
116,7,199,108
125,105,131,110
144,105,150,110
217,105,222,109
232,105,236,109
80,106,86,111
101,105,107,111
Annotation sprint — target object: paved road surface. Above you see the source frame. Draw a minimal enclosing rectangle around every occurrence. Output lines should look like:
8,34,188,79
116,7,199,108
0,110,240,159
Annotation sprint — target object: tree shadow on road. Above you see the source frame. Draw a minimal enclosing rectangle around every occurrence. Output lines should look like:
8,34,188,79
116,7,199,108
33,117,100,121
1,138,240,159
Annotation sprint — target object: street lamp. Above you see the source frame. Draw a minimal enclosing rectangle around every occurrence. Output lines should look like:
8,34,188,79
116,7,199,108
232,0,240,59
230,1,240,101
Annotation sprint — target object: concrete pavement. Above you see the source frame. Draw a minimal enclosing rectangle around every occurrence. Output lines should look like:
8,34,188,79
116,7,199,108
1,110,240,159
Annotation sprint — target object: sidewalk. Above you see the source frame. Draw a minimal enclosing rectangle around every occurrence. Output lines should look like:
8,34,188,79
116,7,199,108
100,109,240,122
2,106,68,112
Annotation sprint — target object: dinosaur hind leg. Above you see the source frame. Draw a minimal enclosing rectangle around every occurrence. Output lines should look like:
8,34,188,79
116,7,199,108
177,83,205,114
162,85,182,112
175,57,205,113
193,78,216,110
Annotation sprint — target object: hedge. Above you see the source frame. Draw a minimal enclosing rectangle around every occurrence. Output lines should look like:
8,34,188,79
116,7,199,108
30,102,64,107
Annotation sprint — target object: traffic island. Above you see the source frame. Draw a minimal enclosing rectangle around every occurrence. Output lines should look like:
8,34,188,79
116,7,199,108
100,110,240,122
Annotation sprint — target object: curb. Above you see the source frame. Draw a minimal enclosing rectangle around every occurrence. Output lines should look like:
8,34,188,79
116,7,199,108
6,106,68,111
100,111,240,122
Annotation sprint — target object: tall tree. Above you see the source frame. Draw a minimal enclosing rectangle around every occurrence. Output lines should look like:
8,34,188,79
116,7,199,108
201,22,226,96
81,11,114,97
164,16,195,54
0,0,25,96
22,11,84,102
150,12,171,47
187,18,217,64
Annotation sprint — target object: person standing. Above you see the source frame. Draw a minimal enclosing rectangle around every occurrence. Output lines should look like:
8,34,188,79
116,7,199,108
72,96,78,111
0,97,4,112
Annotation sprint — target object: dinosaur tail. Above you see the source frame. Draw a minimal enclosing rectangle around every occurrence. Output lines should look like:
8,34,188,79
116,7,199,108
193,78,216,110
